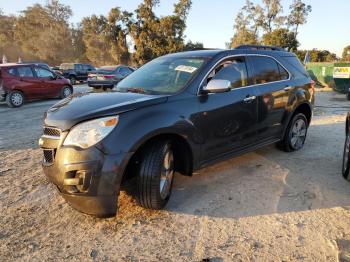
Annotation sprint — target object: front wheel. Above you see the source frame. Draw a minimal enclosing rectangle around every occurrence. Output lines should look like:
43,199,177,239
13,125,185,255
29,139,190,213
60,86,72,99
6,90,25,108
137,141,175,209
342,131,350,180
279,113,308,152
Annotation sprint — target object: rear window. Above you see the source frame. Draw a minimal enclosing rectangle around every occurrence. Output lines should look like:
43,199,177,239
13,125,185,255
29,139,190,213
60,63,74,70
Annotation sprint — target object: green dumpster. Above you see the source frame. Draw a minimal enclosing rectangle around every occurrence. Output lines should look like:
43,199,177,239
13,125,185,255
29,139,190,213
333,63,350,94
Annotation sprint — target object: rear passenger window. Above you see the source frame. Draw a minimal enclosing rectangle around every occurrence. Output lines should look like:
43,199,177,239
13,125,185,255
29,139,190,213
250,56,287,84
208,57,248,89
17,67,34,78
7,68,17,76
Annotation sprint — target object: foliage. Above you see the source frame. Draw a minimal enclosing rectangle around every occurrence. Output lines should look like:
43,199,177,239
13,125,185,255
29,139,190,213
295,49,337,63
231,0,310,51
342,45,350,61
183,41,204,51
287,0,312,37
262,28,299,51
0,0,194,66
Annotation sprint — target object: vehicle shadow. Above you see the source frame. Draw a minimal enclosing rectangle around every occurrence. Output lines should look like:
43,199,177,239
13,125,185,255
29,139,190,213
118,120,350,220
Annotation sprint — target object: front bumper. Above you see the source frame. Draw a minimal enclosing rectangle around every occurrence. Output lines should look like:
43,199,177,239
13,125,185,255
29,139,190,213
0,90,6,101
40,133,132,217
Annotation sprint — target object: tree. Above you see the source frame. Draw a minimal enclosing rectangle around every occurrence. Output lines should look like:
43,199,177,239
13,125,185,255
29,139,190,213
287,0,312,37
0,12,21,62
295,49,337,62
262,28,299,51
230,10,259,48
342,45,350,61
262,0,285,32
184,41,203,51
129,0,192,65
14,1,74,64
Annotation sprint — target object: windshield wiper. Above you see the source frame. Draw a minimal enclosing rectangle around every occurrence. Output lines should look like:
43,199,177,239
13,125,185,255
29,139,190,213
123,87,149,94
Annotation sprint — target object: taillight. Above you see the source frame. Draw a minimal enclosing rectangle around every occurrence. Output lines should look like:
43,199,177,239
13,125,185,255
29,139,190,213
104,75,115,79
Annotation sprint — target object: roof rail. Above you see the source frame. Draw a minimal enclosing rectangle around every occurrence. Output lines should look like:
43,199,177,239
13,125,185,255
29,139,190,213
235,45,285,51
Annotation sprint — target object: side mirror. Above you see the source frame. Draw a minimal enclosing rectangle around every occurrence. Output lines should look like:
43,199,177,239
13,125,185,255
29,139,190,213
202,79,231,94
49,75,57,80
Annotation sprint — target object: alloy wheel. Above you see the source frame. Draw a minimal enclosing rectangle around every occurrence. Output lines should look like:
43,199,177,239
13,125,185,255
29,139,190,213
343,132,350,175
159,149,174,200
290,119,307,150
63,87,72,98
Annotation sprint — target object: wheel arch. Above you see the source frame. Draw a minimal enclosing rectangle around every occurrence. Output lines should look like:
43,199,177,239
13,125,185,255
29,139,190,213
122,132,194,185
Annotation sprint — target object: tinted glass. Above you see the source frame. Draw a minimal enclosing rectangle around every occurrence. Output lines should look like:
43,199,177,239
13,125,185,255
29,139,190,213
283,56,308,78
75,64,83,70
34,67,54,78
7,68,17,76
117,57,205,94
210,57,248,88
278,64,289,80
119,67,131,76
17,67,34,77
250,56,281,84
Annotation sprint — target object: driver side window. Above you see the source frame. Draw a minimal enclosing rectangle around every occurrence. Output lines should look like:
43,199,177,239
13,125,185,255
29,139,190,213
34,67,54,78
207,57,248,89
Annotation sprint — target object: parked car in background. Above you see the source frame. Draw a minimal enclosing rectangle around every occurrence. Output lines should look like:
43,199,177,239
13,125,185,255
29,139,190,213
50,66,61,75
343,112,350,179
0,63,73,107
39,45,314,217
58,63,95,85
87,65,135,89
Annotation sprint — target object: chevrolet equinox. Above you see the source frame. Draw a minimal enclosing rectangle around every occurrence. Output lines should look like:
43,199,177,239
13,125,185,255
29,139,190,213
39,45,315,217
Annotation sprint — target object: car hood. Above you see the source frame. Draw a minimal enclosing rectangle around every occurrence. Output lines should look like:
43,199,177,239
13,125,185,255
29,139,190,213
44,91,168,130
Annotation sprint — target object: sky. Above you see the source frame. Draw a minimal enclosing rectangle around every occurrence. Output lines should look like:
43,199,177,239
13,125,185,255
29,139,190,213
1,0,349,56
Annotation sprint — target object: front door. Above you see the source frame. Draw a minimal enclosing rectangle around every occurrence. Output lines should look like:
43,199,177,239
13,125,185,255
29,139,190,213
33,66,62,98
197,56,259,162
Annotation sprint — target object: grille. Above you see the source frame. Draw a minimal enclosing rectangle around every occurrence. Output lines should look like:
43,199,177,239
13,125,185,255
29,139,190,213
43,149,55,164
43,127,61,138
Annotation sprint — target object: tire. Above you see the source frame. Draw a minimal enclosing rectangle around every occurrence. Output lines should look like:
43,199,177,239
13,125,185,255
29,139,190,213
347,92,350,101
60,86,72,99
69,76,77,85
342,130,350,180
279,113,308,152
6,90,24,108
137,140,175,209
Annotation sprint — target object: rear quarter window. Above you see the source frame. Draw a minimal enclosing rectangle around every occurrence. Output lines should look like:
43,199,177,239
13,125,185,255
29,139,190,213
281,56,309,79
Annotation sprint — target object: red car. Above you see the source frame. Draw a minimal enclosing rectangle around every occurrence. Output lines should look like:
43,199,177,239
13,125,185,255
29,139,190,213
0,63,73,107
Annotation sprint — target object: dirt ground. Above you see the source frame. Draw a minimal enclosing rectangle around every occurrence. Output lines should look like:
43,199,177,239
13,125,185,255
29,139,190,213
1,86,350,262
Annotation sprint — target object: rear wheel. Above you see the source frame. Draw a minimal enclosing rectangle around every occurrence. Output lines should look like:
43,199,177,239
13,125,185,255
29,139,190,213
342,131,350,180
279,113,308,152
137,141,175,209
60,86,72,99
6,90,24,108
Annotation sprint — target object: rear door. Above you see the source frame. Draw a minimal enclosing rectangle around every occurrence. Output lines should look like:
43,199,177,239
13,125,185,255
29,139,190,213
246,55,291,141
74,64,85,80
16,66,43,98
198,56,259,162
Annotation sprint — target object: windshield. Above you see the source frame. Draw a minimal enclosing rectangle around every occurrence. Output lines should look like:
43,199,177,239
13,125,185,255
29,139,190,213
116,57,205,95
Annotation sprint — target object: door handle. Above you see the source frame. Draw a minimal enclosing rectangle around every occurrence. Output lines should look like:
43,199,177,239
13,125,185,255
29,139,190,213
284,86,292,91
243,95,256,102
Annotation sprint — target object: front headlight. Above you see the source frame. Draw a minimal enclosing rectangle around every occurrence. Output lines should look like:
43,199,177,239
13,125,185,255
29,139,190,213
63,116,119,149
